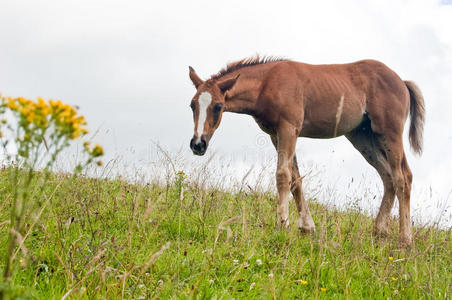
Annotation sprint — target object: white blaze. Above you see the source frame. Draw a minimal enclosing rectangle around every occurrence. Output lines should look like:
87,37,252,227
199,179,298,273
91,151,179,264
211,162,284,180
197,92,212,139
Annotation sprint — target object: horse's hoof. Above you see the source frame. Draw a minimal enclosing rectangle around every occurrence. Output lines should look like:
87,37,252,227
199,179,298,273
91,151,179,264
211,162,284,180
276,219,290,230
298,218,315,234
299,226,315,234
374,226,389,238
398,236,412,249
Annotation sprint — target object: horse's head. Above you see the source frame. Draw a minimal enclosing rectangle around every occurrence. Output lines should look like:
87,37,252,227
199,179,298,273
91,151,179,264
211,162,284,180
188,66,239,156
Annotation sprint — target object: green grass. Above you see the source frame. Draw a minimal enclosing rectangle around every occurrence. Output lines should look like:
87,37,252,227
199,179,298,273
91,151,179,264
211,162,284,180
0,169,451,299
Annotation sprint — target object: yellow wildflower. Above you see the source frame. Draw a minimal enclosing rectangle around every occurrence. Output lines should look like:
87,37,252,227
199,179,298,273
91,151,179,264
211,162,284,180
2,95,94,153
92,144,104,157
391,277,397,281
50,100,63,109
388,257,393,261
3,97,17,110
75,115,87,125
26,112,36,123
42,105,51,116
36,116,48,128
9,101,19,110
296,280,308,285
19,106,32,118
18,97,28,105
59,109,72,119
71,131,80,139
320,287,327,292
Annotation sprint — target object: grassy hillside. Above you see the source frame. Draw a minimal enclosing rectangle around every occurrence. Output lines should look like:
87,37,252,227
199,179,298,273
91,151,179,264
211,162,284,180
0,169,451,299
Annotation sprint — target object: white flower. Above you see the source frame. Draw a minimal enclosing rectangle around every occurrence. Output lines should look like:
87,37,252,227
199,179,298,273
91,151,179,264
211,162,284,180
233,259,239,265
268,272,274,278
249,282,256,290
202,248,213,255
209,279,214,284
256,259,262,266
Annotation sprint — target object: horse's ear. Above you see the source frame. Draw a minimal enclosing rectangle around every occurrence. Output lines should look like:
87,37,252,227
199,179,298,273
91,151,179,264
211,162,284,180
218,74,240,94
189,66,203,89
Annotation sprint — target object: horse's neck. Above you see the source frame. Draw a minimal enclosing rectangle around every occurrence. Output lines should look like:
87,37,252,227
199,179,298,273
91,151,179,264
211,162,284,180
224,74,261,115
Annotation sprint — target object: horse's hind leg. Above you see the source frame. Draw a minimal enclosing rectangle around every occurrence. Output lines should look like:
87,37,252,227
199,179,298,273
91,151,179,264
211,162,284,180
346,126,396,237
378,135,413,247
364,86,414,247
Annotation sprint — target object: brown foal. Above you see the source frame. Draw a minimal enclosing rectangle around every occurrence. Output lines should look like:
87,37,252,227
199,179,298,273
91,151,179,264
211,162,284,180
188,56,424,248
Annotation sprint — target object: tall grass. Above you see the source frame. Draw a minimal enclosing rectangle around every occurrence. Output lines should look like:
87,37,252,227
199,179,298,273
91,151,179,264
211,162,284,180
0,161,450,299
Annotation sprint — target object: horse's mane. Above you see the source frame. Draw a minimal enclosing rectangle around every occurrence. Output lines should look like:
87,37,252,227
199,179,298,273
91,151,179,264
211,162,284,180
211,55,288,80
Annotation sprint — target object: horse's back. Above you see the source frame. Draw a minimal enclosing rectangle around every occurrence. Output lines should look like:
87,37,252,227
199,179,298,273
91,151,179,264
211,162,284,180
272,59,409,138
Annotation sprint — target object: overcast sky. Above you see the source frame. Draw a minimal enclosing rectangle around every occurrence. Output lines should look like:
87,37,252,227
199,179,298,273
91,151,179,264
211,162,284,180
1,0,451,223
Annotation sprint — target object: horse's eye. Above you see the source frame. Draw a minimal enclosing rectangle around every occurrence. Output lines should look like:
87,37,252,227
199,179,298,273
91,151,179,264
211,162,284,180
212,103,223,124
213,103,223,112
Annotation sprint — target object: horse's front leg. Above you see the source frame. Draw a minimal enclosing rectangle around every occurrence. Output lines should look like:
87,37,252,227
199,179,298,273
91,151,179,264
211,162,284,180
275,121,298,229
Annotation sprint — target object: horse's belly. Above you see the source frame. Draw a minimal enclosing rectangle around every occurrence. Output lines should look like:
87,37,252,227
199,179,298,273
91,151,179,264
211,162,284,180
300,98,366,138
300,118,362,138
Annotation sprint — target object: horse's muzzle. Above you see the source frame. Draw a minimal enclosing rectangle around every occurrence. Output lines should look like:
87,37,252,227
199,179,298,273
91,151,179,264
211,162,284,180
190,137,207,156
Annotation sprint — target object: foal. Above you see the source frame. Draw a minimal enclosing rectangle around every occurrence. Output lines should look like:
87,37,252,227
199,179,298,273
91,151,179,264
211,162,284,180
188,56,424,248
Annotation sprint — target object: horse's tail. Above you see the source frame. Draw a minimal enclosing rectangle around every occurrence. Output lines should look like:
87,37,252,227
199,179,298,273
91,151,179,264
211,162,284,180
405,81,425,155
